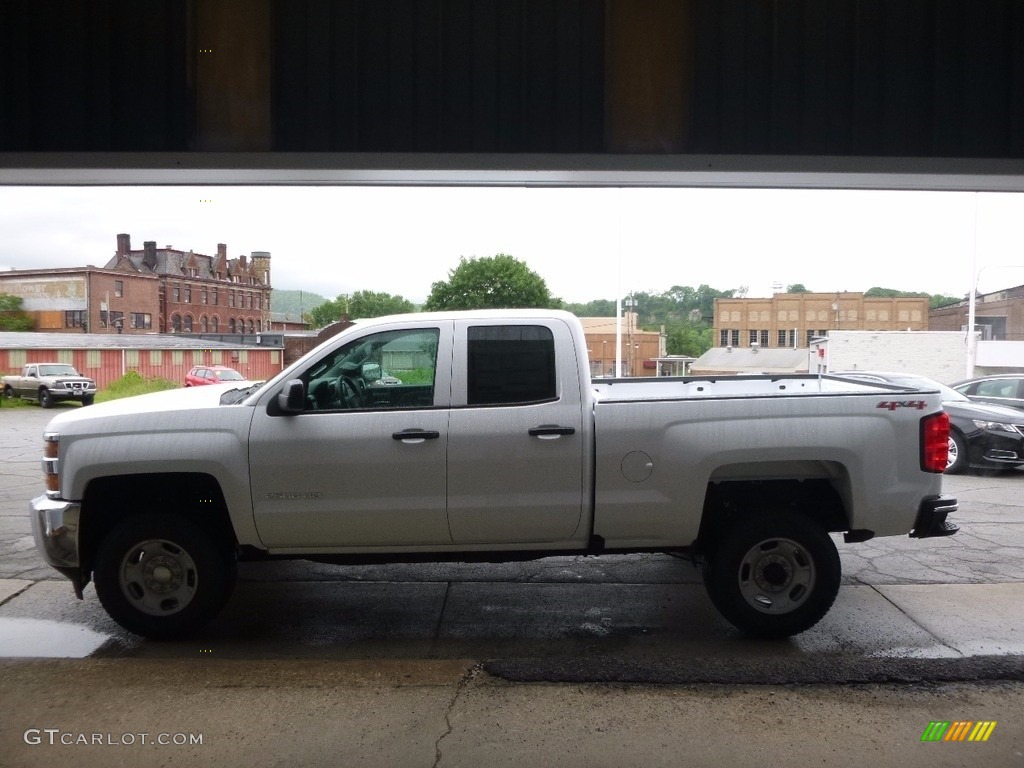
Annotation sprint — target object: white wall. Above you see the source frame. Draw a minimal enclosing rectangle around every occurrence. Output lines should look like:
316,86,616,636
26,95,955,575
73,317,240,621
815,331,969,384
977,340,1024,371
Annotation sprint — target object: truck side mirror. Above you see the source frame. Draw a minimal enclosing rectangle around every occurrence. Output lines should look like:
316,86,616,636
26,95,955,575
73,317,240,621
277,379,306,414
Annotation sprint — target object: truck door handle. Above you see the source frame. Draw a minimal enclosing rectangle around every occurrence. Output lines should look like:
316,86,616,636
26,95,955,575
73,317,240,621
392,429,441,443
528,425,576,438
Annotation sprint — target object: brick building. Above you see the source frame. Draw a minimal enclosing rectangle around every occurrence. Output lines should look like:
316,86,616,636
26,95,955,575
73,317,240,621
0,267,159,334
105,234,272,335
0,234,272,336
713,292,930,349
928,284,1024,342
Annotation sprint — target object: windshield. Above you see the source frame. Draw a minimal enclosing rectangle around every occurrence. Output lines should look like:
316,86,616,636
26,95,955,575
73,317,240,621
216,369,246,381
38,364,80,377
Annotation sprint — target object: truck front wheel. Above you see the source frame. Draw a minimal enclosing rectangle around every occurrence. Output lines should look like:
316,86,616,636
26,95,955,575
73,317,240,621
93,513,236,639
38,388,53,408
702,511,840,638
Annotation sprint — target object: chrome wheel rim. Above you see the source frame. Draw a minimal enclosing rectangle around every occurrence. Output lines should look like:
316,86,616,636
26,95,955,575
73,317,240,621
119,539,198,616
946,436,958,470
737,537,816,614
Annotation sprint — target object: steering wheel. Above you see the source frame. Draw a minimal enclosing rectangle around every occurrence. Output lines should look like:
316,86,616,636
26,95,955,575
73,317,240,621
340,377,365,409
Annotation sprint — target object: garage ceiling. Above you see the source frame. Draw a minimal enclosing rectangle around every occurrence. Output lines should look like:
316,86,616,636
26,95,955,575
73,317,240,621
2,1,1023,190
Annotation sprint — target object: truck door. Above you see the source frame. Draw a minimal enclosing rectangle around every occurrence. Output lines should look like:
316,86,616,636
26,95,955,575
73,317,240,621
249,321,453,549
446,319,585,545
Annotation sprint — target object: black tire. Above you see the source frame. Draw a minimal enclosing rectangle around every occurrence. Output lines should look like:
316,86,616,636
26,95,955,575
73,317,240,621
82,394,95,406
93,513,236,639
38,388,53,408
702,511,841,638
945,430,968,475
2,385,13,400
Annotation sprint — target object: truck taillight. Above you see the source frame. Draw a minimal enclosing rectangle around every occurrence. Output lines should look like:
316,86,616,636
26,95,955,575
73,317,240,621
42,432,59,493
921,411,950,473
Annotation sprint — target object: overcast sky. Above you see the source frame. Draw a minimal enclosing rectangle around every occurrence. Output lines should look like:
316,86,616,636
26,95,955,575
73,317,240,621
1,185,1021,305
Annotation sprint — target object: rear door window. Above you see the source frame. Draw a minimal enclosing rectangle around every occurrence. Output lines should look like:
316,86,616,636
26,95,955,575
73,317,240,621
467,325,556,405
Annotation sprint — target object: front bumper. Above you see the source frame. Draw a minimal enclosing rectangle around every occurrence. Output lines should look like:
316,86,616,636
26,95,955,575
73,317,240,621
909,494,959,538
29,494,86,597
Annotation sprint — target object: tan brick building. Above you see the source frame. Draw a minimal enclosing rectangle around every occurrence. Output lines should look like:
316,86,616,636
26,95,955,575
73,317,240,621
714,292,930,349
579,313,665,377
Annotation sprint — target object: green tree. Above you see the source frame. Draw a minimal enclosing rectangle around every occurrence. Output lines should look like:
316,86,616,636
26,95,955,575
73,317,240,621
563,298,617,317
0,294,33,331
665,322,714,357
306,290,414,327
347,290,414,318
786,283,811,293
306,297,347,328
865,286,960,309
424,254,559,310
929,293,961,309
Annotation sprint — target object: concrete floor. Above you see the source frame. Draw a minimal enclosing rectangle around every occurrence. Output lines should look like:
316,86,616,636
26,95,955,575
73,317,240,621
3,403,1024,766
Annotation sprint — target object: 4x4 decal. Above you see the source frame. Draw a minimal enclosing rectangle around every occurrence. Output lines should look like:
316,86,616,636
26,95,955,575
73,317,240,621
877,400,928,411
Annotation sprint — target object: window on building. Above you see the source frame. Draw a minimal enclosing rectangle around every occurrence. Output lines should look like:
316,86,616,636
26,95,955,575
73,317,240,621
210,316,219,333
248,319,255,333
777,330,787,347
200,315,208,332
730,330,739,347
184,286,192,303
749,330,758,346
114,280,123,298
760,330,769,347
228,292,235,308
201,288,208,304
183,316,193,332
228,318,236,333
256,295,262,310
172,314,182,332
130,313,152,330
109,311,124,332
172,286,180,302
720,330,730,347
467,325,555,406
64,310,87,328
211,288,218,305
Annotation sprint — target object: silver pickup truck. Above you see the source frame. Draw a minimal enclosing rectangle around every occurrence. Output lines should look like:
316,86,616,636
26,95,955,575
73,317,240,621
3,363,97,407
30,309,957,640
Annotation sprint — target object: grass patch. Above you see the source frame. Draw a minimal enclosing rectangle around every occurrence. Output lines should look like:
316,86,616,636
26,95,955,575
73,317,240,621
96,371,179,403
1,392,33,408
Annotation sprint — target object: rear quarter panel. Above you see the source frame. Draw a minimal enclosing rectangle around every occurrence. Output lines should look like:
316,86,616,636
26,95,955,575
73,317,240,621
592,390,945,548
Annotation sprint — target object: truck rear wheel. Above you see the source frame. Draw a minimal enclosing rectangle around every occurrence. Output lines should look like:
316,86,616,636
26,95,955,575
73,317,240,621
702,511,840,638
93,513,236,639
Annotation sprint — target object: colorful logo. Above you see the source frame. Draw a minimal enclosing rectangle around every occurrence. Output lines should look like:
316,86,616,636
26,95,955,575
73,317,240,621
921,721,997,742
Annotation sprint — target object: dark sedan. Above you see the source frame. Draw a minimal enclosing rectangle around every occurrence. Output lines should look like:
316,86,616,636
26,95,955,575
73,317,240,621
833,371,1024,475
952,374,1024,413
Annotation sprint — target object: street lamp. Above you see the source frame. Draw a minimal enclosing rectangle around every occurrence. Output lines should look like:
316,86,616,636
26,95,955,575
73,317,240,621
622,294,637,376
